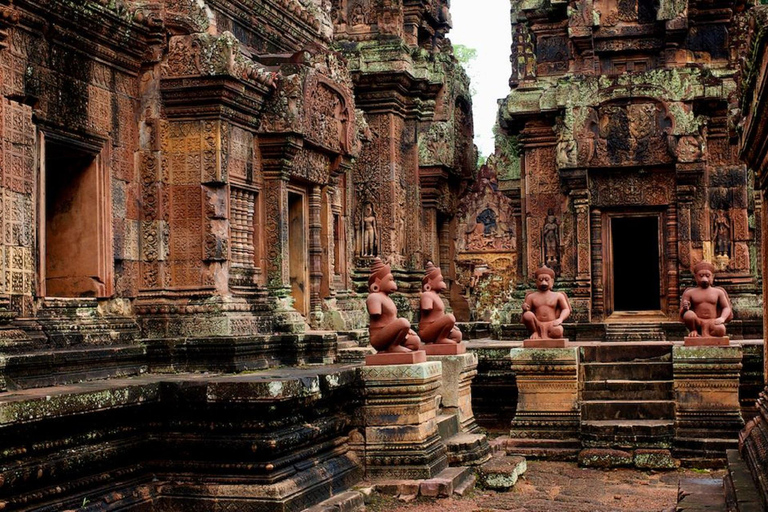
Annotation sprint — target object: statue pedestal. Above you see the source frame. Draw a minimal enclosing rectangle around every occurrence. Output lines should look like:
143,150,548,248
507,347,580,459
672,346,744,463
361,361,448,479
684,336,730,346
424,343,466,355
523,338,568,348
365,350,426,366
426,352,479,432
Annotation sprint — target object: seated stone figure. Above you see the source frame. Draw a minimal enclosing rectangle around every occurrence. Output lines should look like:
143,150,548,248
367,257,421,353
680,261,733,338
419,262,462,345
522,266,571,340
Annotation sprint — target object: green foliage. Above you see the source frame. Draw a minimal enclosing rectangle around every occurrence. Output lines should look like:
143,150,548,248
477,154,487,168
454,44,478,67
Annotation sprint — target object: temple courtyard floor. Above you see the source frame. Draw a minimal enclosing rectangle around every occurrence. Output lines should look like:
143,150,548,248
367,461,726,512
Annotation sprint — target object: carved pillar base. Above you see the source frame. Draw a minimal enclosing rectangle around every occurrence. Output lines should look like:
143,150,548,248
508,347,581,459
361,361,448,479
673,346,744,463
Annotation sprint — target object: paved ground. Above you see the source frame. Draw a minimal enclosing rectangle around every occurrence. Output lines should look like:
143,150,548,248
367,461,726,512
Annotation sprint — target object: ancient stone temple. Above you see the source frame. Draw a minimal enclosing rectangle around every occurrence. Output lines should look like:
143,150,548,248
489,0,762,335
0,0,476,509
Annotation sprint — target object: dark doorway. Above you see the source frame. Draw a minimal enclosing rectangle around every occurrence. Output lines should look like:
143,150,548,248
611,216,661,311
288,191,308,316
44,140,107,298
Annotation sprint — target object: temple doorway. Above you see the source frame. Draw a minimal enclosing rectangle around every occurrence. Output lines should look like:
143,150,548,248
288,190,309,316
41,136,111,298
608,214,662,313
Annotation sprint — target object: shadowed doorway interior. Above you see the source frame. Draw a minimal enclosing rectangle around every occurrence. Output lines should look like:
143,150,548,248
611,215,661,311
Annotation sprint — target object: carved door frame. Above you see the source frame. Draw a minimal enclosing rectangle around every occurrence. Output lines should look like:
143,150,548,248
287,186,309,316
36,129,113,299
603,210,666,317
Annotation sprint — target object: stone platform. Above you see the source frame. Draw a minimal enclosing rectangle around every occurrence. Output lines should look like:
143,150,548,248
0,366,364,511
466,339,757,467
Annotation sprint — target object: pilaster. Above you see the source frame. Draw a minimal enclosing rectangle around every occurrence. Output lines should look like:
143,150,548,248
673,345,744,463
507,347,581,459
361,361,448,479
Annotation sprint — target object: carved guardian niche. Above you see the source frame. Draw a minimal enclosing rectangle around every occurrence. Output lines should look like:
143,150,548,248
580,100,674,168
347,0,369,25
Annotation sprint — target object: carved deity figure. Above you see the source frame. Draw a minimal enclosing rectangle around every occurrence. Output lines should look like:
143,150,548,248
360,202,378,257
713,210,731,258
367,258,421,353
542,210,560,269
419,262,462,345
680,261,733,338
522,267,571,340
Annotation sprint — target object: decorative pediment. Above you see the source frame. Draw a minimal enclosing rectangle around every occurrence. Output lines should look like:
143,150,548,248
455,166,516,254
260,49,357,157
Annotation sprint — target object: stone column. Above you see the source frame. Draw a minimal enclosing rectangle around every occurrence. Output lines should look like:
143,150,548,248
308,185,323,324
673,345,744,463
508,347,580,459
590,208,604,321
361,361,448,479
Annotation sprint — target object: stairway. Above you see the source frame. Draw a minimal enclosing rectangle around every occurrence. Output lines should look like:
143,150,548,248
579,343,677,468
335,331,374,363
604,322,666,341
436,412,492,466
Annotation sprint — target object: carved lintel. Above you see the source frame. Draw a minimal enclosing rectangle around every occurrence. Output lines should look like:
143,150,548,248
560,167,588,192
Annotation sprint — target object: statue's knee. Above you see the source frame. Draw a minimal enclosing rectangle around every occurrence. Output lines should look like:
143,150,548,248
550,325,564,338
712,324,727,337
683,310,698,323
522,311,536,323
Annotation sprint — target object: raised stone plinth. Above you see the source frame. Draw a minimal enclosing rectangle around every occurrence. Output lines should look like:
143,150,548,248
684,336,730,346
365,350,426,366
507,347,580,459
424,343,467,355
673,345,744,464
361,361,448,479
523,338,568,348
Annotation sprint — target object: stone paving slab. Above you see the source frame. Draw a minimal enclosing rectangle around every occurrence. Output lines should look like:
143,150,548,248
366,461,727,512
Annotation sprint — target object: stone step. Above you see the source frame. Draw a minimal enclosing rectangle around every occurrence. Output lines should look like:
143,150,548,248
420,466,473,498
603,324,667,342
582,361,672,381
581,419,674,449
724,449,764,512
582,380,673,401
579,343,673,363
336,340,358,349
677,478,727,511
304,491,365,512
336,346,375,364
476,455,527,491
445,432,492,466
437,413,460,440
581,400,675,421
